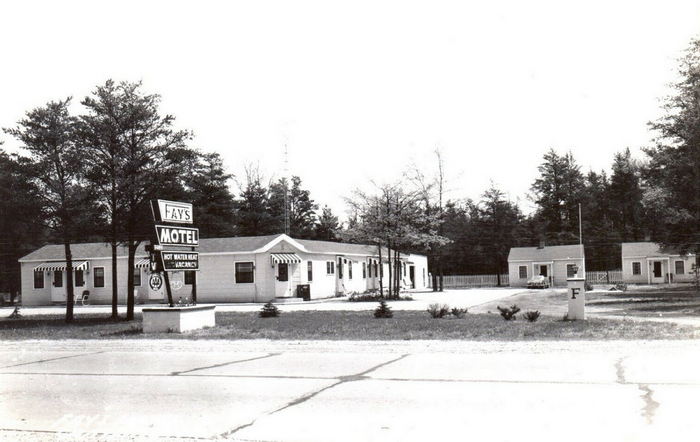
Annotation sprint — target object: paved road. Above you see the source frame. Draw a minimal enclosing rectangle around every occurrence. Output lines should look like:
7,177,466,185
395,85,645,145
2,339,700,441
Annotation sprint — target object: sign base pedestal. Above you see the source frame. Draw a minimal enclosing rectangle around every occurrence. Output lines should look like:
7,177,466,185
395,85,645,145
142,305,215,333
567,277,586,320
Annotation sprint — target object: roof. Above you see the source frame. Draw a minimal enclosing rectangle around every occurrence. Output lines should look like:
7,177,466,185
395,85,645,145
19,242,146,262
19,234,404,262
295,238,381,256
621,242,695,257
508,244,584,262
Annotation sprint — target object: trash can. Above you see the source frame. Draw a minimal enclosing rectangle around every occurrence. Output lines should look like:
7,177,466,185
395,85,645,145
296,284,311,301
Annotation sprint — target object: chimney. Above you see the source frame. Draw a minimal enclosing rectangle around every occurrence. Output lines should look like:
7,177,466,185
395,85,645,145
538,240,545,249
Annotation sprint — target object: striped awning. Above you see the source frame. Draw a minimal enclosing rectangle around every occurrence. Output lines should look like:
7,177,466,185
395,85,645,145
34,261,89,272
135,258,150,269
270,253,302,264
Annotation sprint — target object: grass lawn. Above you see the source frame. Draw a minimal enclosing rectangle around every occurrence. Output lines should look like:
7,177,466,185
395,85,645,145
0,310,696,341
472,285,700,319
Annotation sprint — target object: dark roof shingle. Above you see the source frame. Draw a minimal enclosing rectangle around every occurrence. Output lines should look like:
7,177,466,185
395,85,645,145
508,244,584,262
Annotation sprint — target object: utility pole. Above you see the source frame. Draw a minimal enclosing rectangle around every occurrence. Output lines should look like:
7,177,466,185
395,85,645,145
284,143,290,236
579,203,586,276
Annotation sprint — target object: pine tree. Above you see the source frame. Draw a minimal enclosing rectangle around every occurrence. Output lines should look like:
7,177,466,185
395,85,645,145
314,205,340,241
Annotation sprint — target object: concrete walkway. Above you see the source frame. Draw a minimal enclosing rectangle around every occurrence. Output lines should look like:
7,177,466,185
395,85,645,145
0,288,524,317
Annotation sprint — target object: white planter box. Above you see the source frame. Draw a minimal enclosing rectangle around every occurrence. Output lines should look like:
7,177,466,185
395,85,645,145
142,305,216,333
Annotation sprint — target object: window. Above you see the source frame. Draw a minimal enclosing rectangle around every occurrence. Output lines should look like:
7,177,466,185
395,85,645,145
348,261,353,279
362,262,366,279
675,261,684,275
338,258,343,279
94,267,105,287
326,261,335,274
185,271,196,285
368,260,372,278
75,269,85,287
566,264,576,278
33,270,44,289
53,270,63,287
403,262,406,276
632,262,641,275
307,261,313,282
278,263,289,282
235,262,254,283
519,266,527,279
375,261,379,277
133,270,141,286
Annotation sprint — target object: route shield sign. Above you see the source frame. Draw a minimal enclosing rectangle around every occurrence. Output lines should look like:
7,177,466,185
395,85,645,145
155,225,199,246
162,251,199,271
149,273,163,291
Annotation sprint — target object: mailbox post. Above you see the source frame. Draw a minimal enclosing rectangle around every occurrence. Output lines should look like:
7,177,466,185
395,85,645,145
567,264,586,320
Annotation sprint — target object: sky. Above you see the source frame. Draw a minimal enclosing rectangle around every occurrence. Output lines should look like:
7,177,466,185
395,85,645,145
1,0,699,218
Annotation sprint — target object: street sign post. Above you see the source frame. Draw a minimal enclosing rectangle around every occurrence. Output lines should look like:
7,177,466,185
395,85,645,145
149,199,199,307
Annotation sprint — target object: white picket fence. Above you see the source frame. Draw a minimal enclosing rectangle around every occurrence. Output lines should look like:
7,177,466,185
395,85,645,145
428,270,624,288
429,274,510,288
585,270,623,284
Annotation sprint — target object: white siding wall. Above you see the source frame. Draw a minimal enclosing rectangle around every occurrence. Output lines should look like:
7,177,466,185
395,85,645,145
21,257,152,306
20,240,431,305
508,262,529,287
508,258,584,288
622,255,697,284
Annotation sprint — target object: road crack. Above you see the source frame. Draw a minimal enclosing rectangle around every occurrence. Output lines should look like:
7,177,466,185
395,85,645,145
171,352,281,375
614,356,659,425
216,353,410,439
638,384,660,425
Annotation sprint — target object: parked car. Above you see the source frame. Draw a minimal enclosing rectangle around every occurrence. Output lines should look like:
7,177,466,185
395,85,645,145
527,275,549,289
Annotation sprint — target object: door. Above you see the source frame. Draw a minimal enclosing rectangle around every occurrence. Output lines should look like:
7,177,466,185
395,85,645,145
409,266,415,289
651,261,664,283
336,257,345,294
275,263,292,298
51,270,66,302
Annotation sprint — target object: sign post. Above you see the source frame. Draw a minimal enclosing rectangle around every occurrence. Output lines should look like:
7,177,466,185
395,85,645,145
149,199,198,307
567,265,586,320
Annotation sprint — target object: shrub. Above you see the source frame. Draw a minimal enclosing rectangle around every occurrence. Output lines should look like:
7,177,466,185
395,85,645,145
348,292,413,302
427,303,450,319
259,301,281,318
584,282,593,291
374,300,393,318
523,310,541,322
450,307,468,318
497,304,521,321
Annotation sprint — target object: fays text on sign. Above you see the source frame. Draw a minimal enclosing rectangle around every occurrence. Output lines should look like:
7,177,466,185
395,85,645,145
157,199,193,224
155,225,199,246
162,252,199,271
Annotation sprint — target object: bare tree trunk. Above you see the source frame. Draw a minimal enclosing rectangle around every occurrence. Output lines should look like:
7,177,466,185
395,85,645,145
394,250,400,298
64,240,74,323
126,235,137,320
110,242,118,319
377,244,383,297
387,241,393,299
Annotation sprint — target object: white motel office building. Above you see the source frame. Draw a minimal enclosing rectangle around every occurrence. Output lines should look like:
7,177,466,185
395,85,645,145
19,234,429,305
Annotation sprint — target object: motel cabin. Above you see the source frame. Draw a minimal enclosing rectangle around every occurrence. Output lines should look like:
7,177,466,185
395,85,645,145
18,234,429,306
621,242,697,285
508,244,585,288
